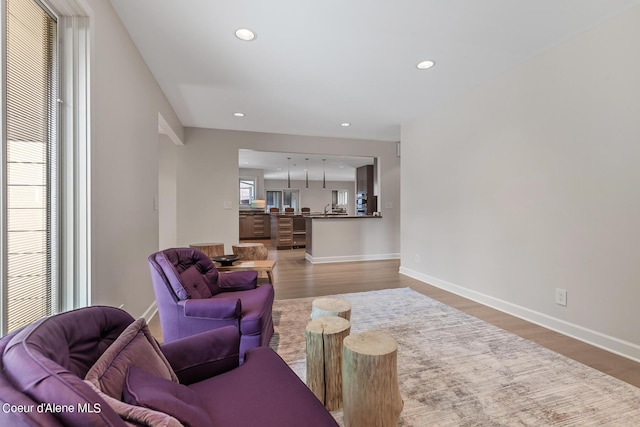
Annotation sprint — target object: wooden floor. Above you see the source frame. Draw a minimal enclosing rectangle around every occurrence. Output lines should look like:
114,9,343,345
151,240,640,388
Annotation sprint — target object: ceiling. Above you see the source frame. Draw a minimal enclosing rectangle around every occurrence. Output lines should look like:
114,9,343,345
110,1,640,143
239,150,373,182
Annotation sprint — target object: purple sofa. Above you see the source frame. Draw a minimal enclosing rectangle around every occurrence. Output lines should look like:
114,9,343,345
148,247,274,362
0,306,339,426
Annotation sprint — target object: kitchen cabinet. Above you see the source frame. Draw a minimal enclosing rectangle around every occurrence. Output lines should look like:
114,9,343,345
292,216,306,247
239,214,252,239
239,213,271,239
251,214,270,238
271,214,305,249
356,165,376,215
356,165,373,196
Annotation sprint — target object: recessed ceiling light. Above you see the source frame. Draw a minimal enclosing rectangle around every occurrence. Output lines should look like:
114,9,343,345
416,60,435,70
235,28,256,41
340,122,351,127
233,112,245,117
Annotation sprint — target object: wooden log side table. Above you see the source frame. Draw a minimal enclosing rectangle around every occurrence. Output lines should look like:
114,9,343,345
305,316,351,411
232,243,269,280
232,242,268,260
342,331,403,427
311,297,351,321
189,243,225,258
214,259,276,285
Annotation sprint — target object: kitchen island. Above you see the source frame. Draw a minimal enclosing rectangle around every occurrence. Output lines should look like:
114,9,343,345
305,214,395,264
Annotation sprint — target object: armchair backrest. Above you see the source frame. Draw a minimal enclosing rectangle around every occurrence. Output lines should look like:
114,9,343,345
1,306,134,426
1,328,63,426
149,248,221,300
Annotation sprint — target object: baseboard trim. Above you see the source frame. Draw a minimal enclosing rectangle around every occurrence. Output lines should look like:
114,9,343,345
306,253,400,264
141,300,158,324
399,266,640,364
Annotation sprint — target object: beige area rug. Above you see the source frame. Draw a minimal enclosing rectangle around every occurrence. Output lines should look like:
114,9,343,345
269,287,640,426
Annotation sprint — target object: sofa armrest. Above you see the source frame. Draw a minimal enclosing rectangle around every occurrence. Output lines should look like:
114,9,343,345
161,326,240,385
179,298,241,319
218,270,258,292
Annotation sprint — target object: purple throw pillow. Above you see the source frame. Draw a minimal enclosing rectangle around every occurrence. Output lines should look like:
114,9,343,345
123,366,213,427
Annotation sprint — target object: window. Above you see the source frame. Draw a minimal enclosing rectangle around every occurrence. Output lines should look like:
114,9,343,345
2,0,59,333
239,178,255,206
2,0,90,335
266,190,282,211
282,189,299,211
333,189,348,206
265,189,300,211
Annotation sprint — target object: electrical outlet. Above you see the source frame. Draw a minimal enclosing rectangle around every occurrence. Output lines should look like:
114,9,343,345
555,288,567,307
414,253,421,263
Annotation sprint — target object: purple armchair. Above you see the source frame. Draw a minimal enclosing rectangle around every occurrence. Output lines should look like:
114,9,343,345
0,306,339,426
148,248,274,361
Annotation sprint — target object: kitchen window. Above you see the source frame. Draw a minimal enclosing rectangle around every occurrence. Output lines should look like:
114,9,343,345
240,178,256,205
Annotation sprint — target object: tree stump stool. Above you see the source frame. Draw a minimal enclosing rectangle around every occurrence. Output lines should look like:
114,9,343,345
311,297,351,321
232,243,268,260
342,331,403,427
305,316,351,411
232,243,269,280
189,243,224,258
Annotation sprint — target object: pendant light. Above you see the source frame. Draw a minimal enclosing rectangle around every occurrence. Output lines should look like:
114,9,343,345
305,158,309,188
322,159,326,189
287,157,291,188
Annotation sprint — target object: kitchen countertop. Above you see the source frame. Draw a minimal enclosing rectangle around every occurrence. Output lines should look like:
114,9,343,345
307,214,381,219
241,211,381,218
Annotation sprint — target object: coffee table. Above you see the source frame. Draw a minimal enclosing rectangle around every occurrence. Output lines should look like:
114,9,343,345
214,259,276,284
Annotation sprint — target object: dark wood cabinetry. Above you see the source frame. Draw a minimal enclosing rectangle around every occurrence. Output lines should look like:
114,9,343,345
272,215,293,249
357,165,373,196
292,216,306,247
239,213,271,239
356,165,376,215
239,214,252,239
271,214,306,249
251,214,269,238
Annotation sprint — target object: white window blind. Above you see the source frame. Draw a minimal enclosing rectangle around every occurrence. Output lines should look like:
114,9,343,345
4,0,58,332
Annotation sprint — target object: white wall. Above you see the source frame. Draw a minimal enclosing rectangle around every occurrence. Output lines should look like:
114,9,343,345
85,0,184,317
306,217,394,263
400,6,640,360
177,128,400,254
159,135,178,249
